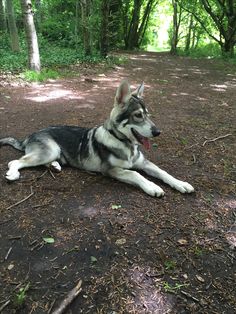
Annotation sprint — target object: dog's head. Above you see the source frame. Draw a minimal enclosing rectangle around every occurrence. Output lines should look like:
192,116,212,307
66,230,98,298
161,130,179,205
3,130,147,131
110,80,161,149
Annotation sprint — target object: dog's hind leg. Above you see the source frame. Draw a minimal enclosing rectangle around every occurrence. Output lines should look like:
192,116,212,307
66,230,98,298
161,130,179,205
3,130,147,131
6,141,61,181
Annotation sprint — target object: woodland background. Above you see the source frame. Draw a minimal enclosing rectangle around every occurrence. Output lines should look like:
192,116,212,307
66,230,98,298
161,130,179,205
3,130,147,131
0,0,236,79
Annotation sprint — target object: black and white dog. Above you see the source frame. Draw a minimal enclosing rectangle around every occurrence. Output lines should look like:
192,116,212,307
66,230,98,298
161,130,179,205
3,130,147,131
0,80,194,197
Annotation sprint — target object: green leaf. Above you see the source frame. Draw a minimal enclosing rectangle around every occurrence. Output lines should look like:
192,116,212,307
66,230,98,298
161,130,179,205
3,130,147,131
152,143,158,148
111,204,121,209
90,256,97,263
43,237,55,244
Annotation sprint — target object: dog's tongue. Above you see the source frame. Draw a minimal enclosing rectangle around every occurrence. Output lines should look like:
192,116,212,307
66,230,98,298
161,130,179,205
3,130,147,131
141,137,151,150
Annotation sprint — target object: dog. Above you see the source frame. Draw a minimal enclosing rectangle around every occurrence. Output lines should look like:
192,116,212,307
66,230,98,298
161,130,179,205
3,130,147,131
0,80,194,197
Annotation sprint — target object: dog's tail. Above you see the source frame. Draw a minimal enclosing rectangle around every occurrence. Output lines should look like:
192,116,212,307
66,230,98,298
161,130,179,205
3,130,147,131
0,137,25,151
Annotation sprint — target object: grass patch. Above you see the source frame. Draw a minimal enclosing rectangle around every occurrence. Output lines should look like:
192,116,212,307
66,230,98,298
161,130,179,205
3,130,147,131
20,68,59,82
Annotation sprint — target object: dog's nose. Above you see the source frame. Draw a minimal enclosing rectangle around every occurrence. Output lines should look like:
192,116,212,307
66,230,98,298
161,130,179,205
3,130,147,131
152,126,161,137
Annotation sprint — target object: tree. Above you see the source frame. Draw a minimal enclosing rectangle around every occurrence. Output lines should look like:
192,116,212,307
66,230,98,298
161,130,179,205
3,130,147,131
170,0,182,54
100,0,110,57
123,0,157,50
200,0,236,57
6,0,20,52
20,0,41,72
0,0,7,32
80,0,92,56
178,0,236,57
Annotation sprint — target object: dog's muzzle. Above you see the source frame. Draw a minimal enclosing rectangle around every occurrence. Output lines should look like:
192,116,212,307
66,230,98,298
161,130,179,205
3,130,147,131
151,126,161,137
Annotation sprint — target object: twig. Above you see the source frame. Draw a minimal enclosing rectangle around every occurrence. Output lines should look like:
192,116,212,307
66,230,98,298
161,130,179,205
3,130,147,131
48,169,56,180
0,300,11,312
181,290,200,303
4,247,12,261
51,280,82,314
6,187,34,210
202,133,232,146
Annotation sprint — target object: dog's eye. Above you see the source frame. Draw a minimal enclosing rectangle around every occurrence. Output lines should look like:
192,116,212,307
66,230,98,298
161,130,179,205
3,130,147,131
134,113,143,119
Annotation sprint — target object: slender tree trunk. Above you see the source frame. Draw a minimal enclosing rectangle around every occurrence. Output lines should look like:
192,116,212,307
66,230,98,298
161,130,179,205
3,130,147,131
100,0,110,57
170,0,178,55
0,0,7,31
127,0,142,49
80,0,92,56
6,0,20,52
137,0,156,47
75,0,79,51
185,13,193,52
20,0,41,72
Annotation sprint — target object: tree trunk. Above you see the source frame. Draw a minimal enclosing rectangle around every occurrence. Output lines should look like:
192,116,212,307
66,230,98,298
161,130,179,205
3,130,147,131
185,13,193,53
20,0,41,72
100,0,110,57
221,40,235,58
6,0,20,52
80,0,92,56
0,0,7,31
75,0,79,51
126,0,142,50
170,0,178,55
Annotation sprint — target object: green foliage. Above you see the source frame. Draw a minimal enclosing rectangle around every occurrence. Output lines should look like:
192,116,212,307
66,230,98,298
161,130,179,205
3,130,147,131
21,69,59,82
178,43,222,58
163,281,188,293
14,283,30,308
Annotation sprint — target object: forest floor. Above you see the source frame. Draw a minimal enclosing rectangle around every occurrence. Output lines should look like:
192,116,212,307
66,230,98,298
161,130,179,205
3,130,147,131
0,52,235,314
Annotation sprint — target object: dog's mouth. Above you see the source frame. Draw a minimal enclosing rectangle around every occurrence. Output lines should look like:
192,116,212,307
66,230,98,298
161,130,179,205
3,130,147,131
131,128,151,150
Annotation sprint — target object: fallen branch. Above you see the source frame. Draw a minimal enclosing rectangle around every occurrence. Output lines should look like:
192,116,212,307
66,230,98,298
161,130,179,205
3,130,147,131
202,133,232,146
51,280,82,314
181,290,200,303
6,187,34,210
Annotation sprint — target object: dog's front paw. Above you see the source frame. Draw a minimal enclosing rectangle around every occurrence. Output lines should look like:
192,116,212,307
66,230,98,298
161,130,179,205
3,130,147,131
50,161,61,172
144,182,165,197
6,169,20,181
173,181,194,194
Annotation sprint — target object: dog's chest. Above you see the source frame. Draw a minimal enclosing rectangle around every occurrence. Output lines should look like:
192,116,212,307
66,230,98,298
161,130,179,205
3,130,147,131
109,144,141,169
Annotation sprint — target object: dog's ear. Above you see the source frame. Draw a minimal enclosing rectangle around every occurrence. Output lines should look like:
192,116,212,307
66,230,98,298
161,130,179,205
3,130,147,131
132,82,144,98
115,80,130,106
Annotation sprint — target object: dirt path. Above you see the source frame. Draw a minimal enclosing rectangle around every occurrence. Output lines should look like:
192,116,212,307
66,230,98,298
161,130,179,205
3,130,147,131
0,52,235,314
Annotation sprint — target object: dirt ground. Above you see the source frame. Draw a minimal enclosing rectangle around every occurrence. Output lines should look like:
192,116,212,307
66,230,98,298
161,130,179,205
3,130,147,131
0,52,235,314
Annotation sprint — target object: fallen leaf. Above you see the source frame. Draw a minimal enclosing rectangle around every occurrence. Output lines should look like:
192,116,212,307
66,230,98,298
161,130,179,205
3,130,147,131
43,237,55,244
177,239,188,245
115,238,126,245
7,263,14,270
196,275,205,283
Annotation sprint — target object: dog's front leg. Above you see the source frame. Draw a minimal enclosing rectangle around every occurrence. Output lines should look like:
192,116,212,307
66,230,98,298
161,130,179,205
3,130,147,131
137,160,194,193
107,167,165,197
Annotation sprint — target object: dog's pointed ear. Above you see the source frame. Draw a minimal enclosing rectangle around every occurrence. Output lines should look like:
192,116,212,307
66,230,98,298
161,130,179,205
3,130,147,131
132,82,144,98
115,80,130,106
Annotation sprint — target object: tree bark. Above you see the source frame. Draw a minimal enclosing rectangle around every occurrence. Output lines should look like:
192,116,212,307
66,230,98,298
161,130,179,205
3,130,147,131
20,0,41,72
80,0,92,56
185,13,194,52
6,0,20,52
170,0,178,55
100,0,110,57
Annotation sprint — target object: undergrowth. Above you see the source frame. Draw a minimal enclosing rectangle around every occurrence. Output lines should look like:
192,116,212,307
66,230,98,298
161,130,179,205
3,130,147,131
0,34,126,81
